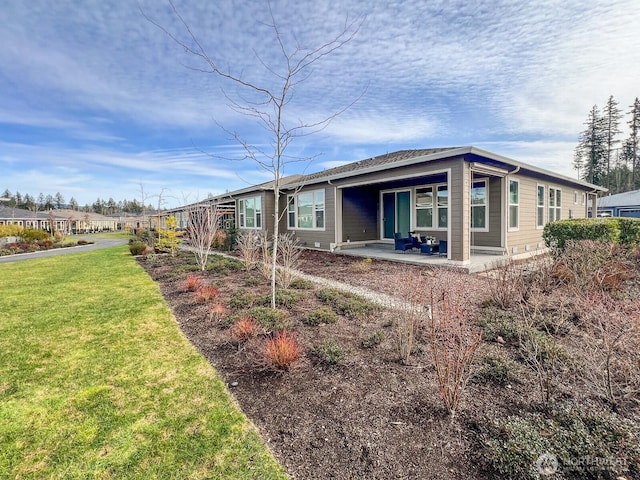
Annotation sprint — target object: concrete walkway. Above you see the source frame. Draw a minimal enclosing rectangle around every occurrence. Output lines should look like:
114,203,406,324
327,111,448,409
0,235,128,264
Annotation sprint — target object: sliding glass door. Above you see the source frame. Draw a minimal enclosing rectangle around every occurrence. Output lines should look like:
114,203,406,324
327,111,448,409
381,190,411,239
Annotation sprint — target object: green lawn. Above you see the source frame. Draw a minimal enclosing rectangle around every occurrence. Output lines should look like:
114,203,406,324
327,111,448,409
0,246,287,479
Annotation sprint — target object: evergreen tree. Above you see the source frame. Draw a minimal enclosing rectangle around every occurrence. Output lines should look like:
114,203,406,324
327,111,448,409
54,192,65,209
576,105,607,185
603,96,622,190
627,97,640,189
69,197,79,210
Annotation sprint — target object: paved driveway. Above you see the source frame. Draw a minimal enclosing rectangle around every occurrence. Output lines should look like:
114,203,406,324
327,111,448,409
0,236,128,264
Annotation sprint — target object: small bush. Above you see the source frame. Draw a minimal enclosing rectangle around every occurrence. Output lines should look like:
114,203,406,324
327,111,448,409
477,403,640,480
543,218,620,251
476,307,520,344
362,331,384,348
312,339,345,365
229,316,258,344
208,303,229,323
257,289,305,309
352,257,373,273
242,307,288,331
476,355,519,386
20,228,50,242
289,278,314,290
194,285,219,304
303,307,338,326
207,255,243,273
129,241,147,255
261,330,302,372
229,289,253,309
182,274,203,292
316,288,378,319
0,225,24,237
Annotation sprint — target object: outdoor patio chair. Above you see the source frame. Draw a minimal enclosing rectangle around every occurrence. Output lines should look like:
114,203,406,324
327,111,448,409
420,243,433,255
394,232,413,252
438,240,447,257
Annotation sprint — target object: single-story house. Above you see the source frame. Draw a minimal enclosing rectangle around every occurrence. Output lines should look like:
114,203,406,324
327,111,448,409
180,146,606,269
596,189,640,218
0,206,117,233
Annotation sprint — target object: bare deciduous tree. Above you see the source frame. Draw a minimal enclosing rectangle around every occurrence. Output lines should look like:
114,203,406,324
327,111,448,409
144,2,363,308
186,202,221,271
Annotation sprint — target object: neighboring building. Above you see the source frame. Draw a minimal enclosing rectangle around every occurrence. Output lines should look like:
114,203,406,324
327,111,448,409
596,189,640,218
172,146,606,269
0,206,117,233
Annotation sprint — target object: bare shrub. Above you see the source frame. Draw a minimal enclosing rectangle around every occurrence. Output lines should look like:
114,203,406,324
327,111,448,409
235,231,262,271
392,301,424,366
517,290,570,405
230,316,258,344
186,203,222,271
258,232,272,282
182,274,203,292
194,285,219,304
575,293,640,410
208,303,229,322
276,233,302,289
484,260,526,309
261,330,302,372
402,271,482,419
553,240,635,294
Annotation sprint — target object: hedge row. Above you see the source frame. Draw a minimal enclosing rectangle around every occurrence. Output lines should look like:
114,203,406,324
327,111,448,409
543,217,640,250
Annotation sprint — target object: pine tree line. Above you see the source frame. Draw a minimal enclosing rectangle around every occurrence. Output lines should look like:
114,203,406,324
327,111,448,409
0,189,155,215
574,96,640,194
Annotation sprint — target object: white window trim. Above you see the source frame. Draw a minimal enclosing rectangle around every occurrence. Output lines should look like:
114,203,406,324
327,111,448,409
434,183,449,231
549,187,562,222
573,191,578,204
536,184,545,229
238,196,262,230
414,185,434,229
470,178,489,233
287,189,326,231
508,179,519,231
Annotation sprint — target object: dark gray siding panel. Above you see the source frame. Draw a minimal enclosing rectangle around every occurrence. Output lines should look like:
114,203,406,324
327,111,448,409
341,186,379,242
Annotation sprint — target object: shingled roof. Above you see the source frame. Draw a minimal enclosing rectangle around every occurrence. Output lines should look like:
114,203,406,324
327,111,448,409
301,147,459,183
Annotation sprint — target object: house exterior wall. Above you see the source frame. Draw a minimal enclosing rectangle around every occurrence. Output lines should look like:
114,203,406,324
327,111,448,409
449,160,468,262
470,175,503,249
280,185,336,250
505,175,592,254
341,186,379,243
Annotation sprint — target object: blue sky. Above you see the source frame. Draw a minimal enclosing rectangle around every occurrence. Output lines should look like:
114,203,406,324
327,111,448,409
1,0,639,208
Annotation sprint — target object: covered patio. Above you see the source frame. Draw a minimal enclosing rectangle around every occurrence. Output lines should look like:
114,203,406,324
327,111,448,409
335,242,512,274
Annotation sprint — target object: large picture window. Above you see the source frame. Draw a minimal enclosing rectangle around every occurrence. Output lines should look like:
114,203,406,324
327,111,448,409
537,185,545,228
471,180,487,230
509,180,519,230
238,196,262,229
415,187,433,228
287,189,325,230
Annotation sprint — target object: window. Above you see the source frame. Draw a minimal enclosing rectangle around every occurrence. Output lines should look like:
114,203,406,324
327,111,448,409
471,180,487,230
415,187,433,228
573,191,578,204
287,189,325,230
537,185,545,228
238,196,262,229
437,185,448,228
581,193,586,205
509,180,519,229
549,188,561,222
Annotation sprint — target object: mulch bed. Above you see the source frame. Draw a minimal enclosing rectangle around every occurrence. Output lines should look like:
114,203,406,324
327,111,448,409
138,250,533,480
